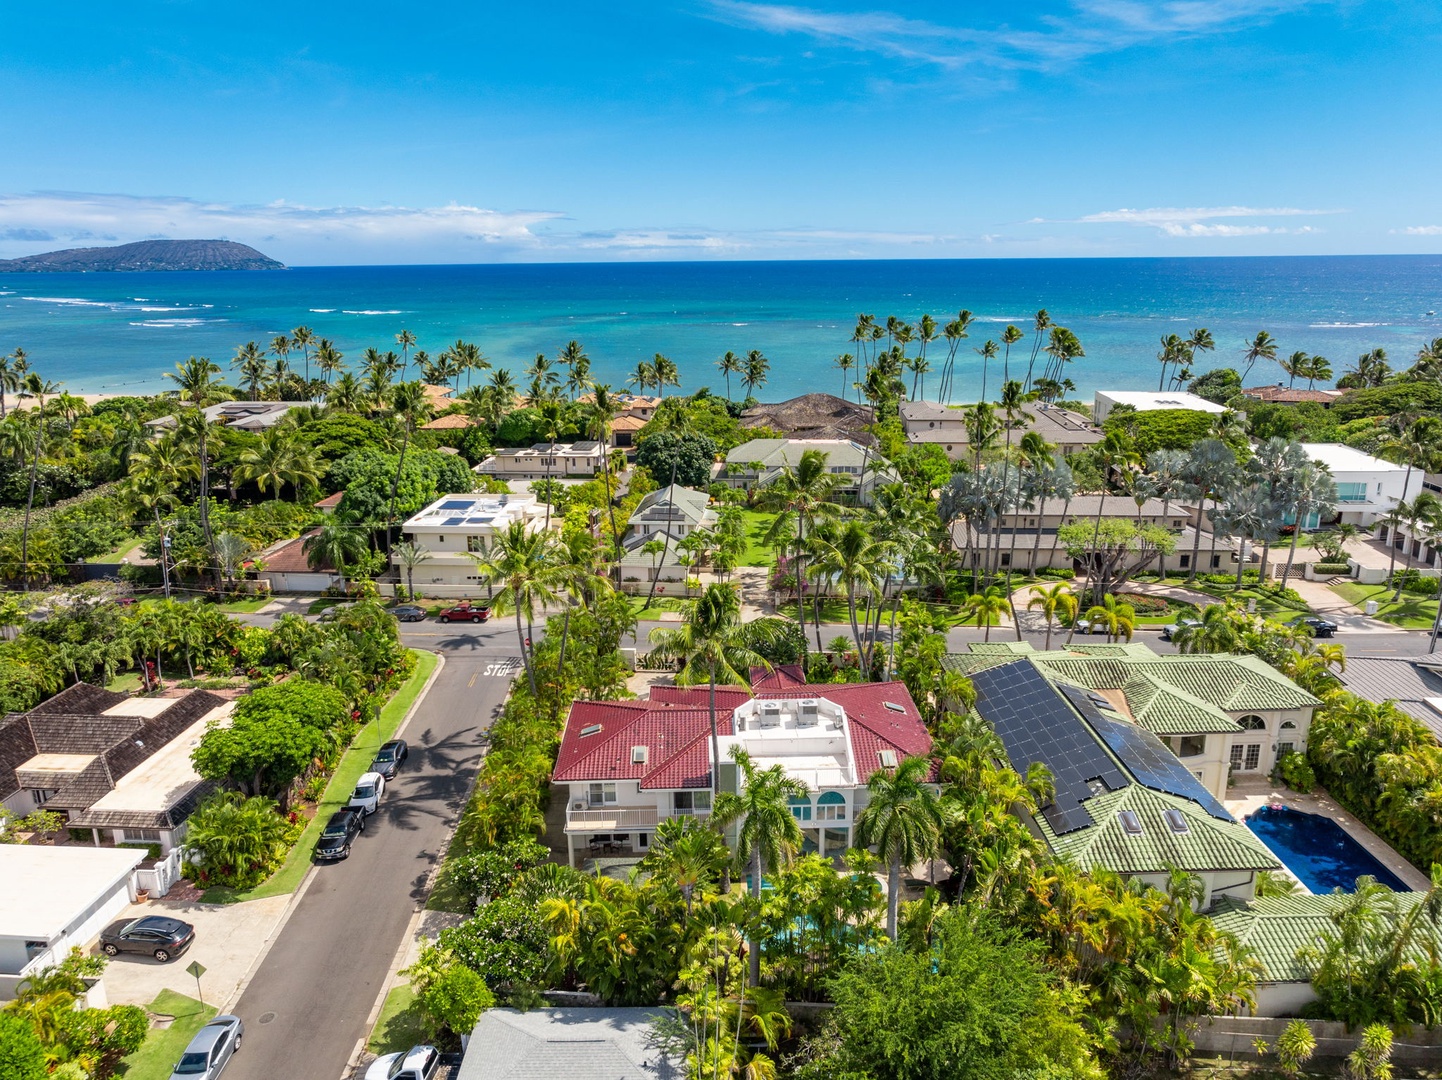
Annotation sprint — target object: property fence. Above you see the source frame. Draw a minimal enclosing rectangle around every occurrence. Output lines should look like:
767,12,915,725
1184,1015,1442,1065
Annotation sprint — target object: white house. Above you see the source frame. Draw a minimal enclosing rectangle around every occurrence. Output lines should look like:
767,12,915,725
619,485,717,584
396,493,550,596
1092,390,1228,425
550,667,933,867
721,438,896,504
901,400,1103,459
0,845,144,1000
475,441,608,480
1302,442,1424,527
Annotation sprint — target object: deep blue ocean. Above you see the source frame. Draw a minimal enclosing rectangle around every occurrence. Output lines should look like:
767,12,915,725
1,256,1439,399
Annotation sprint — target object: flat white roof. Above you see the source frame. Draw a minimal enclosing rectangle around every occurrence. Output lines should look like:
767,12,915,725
1302,442,1406,474
102,697,178,719
403,493,541,531
1094,390,1227,413
0,846,144,940
18,753,95,773
88,702,231,814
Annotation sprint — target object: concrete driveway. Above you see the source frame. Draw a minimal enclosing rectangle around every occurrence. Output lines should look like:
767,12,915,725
99,895,290,1008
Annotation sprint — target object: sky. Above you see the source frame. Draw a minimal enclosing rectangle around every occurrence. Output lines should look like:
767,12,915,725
1,1,1440,264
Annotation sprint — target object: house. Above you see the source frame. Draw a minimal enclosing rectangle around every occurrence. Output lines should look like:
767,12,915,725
721,438,896,504
551,667,932,866
1332,655,1442,741
741,393,875,443
0,683,232,853
610,414,647,449
1242,385,1343,405
146,400,303,435
0,845,146,1000
1211,892,1442,1016
946,642,1325,905
397,493,549,594
947,494,1226,575
475,441,608,480
620,485,718,584
1302,442,1422,527
458,1008,682,1080
1092,390,1228,425
253,528,336,593
900,400,1103,459
578,391,661,423
421,413,477,431
313,491,344,515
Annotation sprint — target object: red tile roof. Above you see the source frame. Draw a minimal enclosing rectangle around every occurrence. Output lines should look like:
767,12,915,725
552,678,934,789
1242,385,1342,404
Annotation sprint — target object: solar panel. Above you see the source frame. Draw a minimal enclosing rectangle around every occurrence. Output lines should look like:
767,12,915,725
443,517,466,526
439,500,472,510
1059,684,1232,821
971,661,1127,835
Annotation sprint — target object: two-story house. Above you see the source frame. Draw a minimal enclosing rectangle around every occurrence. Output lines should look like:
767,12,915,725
900,400,1103,460
620,485,718,584
396,493,549,595
721,438,896,505
475,441,608,480
550,667,932,866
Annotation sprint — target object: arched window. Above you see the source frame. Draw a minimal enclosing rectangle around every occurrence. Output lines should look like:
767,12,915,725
1238,715,1267,731
789,795,812,822
1280,720,1297,730
816,791,846,821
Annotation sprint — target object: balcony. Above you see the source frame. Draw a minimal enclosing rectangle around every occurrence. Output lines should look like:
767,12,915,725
564,804,710,833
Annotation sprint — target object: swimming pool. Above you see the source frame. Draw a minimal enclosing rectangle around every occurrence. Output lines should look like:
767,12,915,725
1245,805,1410,893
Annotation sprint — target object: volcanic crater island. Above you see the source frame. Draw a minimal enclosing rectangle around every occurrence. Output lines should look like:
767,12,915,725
0,238,284,272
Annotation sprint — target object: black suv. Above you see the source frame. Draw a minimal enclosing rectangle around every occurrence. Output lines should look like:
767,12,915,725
370,739,409,780
99,916,195,962
1288,615,1338,638
315,808,365,861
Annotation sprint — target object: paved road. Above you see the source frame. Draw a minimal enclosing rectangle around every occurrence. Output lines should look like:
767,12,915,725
226,624,519,1080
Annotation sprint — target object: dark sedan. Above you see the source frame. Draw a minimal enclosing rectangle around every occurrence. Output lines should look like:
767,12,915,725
315,807,365,861
99,915,195,962
393,605,428,622
370,738,409,780
1288,615,1338,638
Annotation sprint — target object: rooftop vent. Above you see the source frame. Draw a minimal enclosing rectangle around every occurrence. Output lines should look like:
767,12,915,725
579,724,602,737
1163,808,1191,834
631,745,648,765
799,699,819,715
883,701,906,714
1118,810,1144,836
878,749,898,768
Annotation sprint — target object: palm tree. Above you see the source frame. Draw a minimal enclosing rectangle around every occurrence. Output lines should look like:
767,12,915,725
1143,448,1190,578
166,355,221,561
1156,334,1186,392
385,381,435,545
304,519,367,592
234,423,320,500
1185,327,1215,387
314,337,342,385
583,384,623,557
965,585,1010,642
627,358,657,397
1173,603,1244,654
812,517,887,673
1279,462,1337,588
711,745,808,986
326,371,365,413
1303,353,1333,390
975,340,999,402
1083,593,1135,643
395,329,417,378
1391,492,1442,599
742,350,769,400
653,353,680,398
392,539,433,600
1021,309,1051,394
831,353,855,402
16,373,58,591
1028,583,1077,650
1041,326,1085,394
758,449,842,654
716,350,743,400
1241,330,1278,383
648,584,782,797
474,521,566,694
1182,439,1239,582
940,309,974,403
0,351,20,418
292,326,316,384
856,755,943,939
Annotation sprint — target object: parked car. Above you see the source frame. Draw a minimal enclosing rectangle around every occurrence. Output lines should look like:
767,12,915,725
169,1015,244,1080
315,807,366,861
437,602,490,623
370,739,409,780
392,604,428,622
365,1045,444,1080
318,602,357,622
1288,615,1338,638
1160,617,1203,641
99,915,195,962
351,771,386,816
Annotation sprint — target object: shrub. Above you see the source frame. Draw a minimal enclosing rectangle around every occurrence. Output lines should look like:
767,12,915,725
1035,567,1076,580
443,838,549,911
1275,750,1315,793
1115,592,1169,614
1313,562,1351,575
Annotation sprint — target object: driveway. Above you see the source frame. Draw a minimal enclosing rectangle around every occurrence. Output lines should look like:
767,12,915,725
99,895,290,1008
223,626,518,1080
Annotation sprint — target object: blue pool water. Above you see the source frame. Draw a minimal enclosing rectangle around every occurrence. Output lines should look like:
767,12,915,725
1246,806,1410,894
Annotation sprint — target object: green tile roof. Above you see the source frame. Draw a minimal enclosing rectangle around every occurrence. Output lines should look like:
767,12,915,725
1119,672,1242,735
1036,785,1282,877
1210,893,1442,983
1140,654,1322,711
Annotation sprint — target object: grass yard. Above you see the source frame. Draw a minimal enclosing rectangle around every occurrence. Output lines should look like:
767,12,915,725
119,990,216,1080
367,985,428,1056
1329,581,1439,629
202,649,439,903
1189,582,1313,619
737,510,779,567
629,596,686,620
213,596,273,614
105,671,145,693
779,598,854,624
100,536,144,563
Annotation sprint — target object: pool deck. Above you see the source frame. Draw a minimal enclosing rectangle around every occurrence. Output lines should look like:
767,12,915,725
1224,778,1432,892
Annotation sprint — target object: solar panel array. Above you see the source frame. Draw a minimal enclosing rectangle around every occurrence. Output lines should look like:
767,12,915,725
439,500,473,511
971,662,1127,834
1059,684,1232,821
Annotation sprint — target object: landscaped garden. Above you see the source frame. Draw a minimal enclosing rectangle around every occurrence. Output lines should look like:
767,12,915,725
1330,579,1439,629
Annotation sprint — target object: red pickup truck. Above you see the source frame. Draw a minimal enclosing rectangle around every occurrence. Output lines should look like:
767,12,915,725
436,601,491,624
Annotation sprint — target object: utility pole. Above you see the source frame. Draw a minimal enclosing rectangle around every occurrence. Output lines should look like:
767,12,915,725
160,527,173,601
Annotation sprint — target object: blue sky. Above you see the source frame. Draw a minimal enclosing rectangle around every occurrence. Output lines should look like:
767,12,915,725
1,1,1439,263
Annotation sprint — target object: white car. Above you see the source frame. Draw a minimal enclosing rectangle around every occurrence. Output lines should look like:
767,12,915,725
351,772,386,816
365,1046,442,1080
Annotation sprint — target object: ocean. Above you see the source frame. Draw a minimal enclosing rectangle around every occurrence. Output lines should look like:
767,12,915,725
1,256,1439,399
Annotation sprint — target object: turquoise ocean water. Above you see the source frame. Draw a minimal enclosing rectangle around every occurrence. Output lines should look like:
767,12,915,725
0,256,1439,399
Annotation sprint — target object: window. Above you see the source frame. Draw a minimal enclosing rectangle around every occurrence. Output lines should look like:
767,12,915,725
1335,481,1368,503
1210,554,1222,568
467,536,486,553
1280,720,1297,730
789,795,812,822
817,791,847,821
1238,715,1267,731
673,791,711,814
31,788,57,807
587,782,617,806
1229,744,1244,770
1245,744,1262,771
1179,554,1190,568
1174,735,1206,758
1280,742,1296,756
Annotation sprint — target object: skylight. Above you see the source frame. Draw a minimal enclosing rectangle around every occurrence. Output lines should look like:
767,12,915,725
1118,810,1143,836
579,724,602,737
883,701,905,713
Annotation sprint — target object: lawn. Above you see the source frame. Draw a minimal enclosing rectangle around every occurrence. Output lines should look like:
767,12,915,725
737,510,779,567
367,985,428,1056
201,649,439,903
779,598,853,624
106,671,145,693
119,990,216,1080
214,596,273,614
1330,581,1439,629
99,536,144,563
629,596,686,620
1188,582,1314,620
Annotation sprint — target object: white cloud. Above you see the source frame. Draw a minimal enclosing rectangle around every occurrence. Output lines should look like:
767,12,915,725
703,0,1321,73
1393,225,1442,236
1063,204,1340,237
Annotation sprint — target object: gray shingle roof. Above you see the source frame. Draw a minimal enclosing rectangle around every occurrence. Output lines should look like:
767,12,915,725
458,1009,681,1080
1334,657,1442,740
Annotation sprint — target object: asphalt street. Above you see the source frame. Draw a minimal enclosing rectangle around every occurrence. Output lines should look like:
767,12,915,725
225,622,518,1080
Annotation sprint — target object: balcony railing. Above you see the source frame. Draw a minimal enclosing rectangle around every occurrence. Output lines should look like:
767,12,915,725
564,805,711,832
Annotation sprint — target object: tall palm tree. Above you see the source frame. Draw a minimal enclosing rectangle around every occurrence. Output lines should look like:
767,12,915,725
314,338,343,385
653,353,680,398
711,745,808,986
758,449,842,654
627,358,657,397
292,326,316,384
1241,330,1278,383
1143,448,1190,578
584,384,623,558
1185,328,1215,388
385,381,435,545
326,371,365,413
856,755,943,939
304,519,367,593
975,339,999,402
0,352,22,418
1028,583,1077,650
831,353,855,402
395,329,417,379
812,517,888,674
474,521,567,695
392,539,433,600
1156,334,1186,392
1279,462,1337,589
1182,439,1239,582
940,309,974,403
742,350,769,400
16,374,58,591
1023,309,1051,394
716,350,743,401
233,341,266,400
165,356,220,572
648,584,777,799
1041,326,1085,393
234,422,321,500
